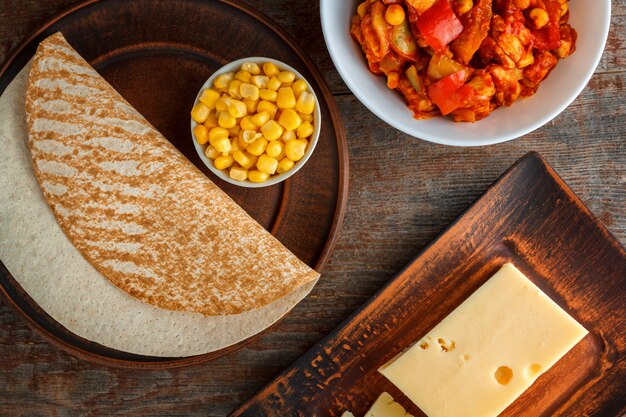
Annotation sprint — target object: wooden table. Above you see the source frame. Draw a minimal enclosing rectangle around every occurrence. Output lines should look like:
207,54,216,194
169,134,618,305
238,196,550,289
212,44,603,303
0,1,623,415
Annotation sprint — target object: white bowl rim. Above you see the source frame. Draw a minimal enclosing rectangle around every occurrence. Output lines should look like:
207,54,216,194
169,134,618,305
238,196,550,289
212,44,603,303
320,0,611,147
190,57,322,187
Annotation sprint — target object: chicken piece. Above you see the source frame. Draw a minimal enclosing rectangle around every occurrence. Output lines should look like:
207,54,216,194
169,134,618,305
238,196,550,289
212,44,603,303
555,24,577,58
452,70,496,121
522,50,557,90
450,0,493,64
396,74,438,117
478,36,516,69
489,64,522,105
491,13,534,64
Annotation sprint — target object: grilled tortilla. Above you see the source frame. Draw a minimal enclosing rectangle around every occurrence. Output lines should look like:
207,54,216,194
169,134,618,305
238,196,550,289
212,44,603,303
0,62,317,356
24,33,319,316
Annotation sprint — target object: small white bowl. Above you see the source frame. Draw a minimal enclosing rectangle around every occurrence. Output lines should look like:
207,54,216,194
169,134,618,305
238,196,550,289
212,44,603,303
191,57,321,187
320,0,611,146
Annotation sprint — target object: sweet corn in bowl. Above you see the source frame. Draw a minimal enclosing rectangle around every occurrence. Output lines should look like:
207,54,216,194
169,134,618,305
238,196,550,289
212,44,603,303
191,57,321,188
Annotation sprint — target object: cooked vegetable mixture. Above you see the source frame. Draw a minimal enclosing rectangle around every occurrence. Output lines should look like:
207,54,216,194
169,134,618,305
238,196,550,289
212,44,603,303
351,0,577,122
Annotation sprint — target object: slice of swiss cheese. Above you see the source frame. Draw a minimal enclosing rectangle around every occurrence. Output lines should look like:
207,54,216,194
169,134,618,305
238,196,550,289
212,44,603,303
340,392,413,417
379,263,588,417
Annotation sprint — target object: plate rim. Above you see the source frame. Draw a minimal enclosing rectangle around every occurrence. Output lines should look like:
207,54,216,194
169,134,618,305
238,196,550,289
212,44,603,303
0,0,349,369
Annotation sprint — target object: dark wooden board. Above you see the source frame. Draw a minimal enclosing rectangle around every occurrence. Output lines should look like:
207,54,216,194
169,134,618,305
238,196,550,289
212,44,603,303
231,152,626,417
0,0,348,368
0,0,624,416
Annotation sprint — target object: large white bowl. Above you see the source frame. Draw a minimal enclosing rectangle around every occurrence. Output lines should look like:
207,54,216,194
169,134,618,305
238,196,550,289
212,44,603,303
320,1,611,146
191,57,321,188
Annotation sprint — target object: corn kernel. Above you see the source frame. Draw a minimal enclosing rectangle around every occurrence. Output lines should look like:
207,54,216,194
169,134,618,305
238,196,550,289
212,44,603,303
256,100,278,119
228,100,247,118
247,137,268,156
277,71,296,84
233,150,256,169
357,2,368,17
230,136,241,153
237,131,248,150
296,121,314,138
560,2,568,16
242,130,262,144
385,4,406,25
256,154,279,175
261,120,284,141
295,91,315,114
193,124,209,145
260,88,278,102
241,62,261,75
205,145,220,160
263,62,280,77
513,0,529,9
199,88,220,110
229,125,241,137
251,111,270,127
248,170,270,183
215,97,231,112
213,137,232,154
235,70,252,83
267,76,281,91
240,116,257,131
298,112,313,123
285,139,307,161
214,155,234,170
243,98,258,113
278,108,302,131
266,140,284,158
291,79,308,98
229,166,248,181
277,87,296,109
218,111,237,128
530,8,549,28
228,80,243,99
203,111,218,129
191,102,210,123
277,157,295,174
214,72,234,89
208,127,229,143
240,83,260,101
282,130,296,141
251,75,269,89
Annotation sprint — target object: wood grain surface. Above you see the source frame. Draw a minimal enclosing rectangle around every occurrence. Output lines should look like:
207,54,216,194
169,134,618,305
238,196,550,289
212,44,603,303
0,0,624,416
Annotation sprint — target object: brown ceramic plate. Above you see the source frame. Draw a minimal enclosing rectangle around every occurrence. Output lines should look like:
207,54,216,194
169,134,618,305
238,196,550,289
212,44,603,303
231,152,625,417
0,0,348,368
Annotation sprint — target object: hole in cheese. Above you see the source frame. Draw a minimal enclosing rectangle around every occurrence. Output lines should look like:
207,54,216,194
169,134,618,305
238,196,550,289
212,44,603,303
463,354,471,361
419,342,429,350
437,338,456,352
494,366,513,385
525,363,542,379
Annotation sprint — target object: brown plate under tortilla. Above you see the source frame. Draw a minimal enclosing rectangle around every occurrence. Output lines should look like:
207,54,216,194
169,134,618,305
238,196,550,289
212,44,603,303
0,0,348,368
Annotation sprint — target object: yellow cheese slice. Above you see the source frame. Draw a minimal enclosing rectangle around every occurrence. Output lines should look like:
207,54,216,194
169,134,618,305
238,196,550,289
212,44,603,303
379,263,588,417
364,392,414,417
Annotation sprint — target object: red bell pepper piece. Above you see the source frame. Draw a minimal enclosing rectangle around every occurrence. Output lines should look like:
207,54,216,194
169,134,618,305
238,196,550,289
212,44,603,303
427,69,474,115
417,0,464,51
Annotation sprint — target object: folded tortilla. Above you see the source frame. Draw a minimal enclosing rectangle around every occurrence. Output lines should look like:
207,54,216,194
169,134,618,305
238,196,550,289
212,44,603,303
24,33,319,316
